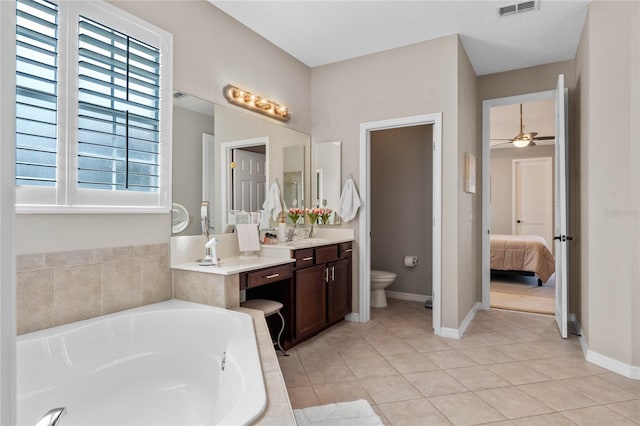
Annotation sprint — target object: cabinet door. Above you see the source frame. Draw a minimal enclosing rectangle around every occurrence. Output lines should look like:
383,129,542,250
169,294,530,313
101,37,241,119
295,264,327,339
328,258,351,324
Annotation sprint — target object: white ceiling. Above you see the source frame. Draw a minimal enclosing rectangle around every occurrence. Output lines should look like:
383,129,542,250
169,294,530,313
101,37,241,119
209,0,590,75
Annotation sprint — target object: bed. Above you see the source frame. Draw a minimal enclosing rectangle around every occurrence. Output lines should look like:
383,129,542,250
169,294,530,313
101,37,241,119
490,234,555,285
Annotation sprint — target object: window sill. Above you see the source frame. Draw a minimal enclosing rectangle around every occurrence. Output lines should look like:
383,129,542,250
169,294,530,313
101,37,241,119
16,205,171,214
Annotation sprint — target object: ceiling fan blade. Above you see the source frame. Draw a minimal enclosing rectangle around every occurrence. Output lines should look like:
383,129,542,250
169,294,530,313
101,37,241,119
528,141,536,147
491,141,513,147
532,135,555,141
490,138,513,141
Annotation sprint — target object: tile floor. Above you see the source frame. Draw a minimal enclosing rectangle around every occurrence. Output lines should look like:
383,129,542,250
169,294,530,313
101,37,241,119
278,299,640,425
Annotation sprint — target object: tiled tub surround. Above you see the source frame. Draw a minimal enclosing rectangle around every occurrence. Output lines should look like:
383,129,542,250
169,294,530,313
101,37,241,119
17,244,171,335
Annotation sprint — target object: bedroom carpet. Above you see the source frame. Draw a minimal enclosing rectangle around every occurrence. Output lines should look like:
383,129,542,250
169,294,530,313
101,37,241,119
490,274,556,315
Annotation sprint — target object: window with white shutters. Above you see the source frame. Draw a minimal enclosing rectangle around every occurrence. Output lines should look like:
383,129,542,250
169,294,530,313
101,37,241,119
14,0,172,212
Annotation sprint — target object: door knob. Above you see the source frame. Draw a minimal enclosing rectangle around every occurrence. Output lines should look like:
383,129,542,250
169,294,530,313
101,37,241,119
516,220,523,223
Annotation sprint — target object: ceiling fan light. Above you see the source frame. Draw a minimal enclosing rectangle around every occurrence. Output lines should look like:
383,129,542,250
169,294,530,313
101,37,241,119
512,138,530,148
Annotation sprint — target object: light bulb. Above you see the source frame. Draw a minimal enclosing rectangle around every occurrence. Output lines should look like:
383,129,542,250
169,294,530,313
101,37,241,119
512,138,529,148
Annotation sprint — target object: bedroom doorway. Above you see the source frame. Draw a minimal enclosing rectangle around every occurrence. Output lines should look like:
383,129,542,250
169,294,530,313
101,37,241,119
481,75,569,338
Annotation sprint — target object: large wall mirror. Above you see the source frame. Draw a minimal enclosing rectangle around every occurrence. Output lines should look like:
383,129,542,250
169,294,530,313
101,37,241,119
171,91,310,235
172,92,215,236
313,140,342,224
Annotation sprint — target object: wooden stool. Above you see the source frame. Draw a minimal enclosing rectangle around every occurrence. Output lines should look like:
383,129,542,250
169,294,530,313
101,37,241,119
241,299,289,356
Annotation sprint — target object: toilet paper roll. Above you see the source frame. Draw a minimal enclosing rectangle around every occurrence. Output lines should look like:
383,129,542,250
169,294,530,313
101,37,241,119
404,256,418,267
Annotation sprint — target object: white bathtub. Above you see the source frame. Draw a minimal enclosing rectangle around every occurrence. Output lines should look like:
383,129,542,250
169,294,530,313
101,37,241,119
17,300,266,425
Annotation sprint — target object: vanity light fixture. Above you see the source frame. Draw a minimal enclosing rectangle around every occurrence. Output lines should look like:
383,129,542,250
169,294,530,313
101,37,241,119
223,84,290,122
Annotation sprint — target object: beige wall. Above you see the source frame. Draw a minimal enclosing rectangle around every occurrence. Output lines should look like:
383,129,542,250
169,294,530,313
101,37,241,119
371,125,433,296
490,145,556,235
311,35,481,330
172,106,215,236
456,39,481,325
576,0,640,366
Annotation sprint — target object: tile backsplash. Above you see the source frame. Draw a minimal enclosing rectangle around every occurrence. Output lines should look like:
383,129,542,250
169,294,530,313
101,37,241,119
17,243,171,335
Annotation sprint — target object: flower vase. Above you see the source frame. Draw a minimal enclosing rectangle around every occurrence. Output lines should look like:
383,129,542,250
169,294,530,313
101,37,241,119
309,224,315,238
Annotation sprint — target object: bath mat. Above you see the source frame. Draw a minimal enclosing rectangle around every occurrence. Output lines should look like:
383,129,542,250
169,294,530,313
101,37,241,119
294,399,383,425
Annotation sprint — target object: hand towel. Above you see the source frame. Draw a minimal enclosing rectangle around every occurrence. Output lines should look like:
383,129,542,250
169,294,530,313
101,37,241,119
336,178,361,223
262,181,283,221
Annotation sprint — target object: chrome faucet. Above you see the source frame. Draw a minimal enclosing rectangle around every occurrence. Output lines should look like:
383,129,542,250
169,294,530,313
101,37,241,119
36,407,66,426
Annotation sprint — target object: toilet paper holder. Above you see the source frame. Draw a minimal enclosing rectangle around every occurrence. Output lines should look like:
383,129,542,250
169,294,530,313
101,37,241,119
404,256,418,267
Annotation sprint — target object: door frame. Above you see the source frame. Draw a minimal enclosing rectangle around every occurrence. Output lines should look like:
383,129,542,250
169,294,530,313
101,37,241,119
219,136,269,230
511,156,554,247
482,90,555,310
358,113,442,336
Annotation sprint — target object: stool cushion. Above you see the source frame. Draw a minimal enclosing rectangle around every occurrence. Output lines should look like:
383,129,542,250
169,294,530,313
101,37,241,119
241,299,283,317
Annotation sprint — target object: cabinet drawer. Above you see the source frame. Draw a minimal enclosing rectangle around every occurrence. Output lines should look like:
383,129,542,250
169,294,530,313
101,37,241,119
246,264,292,289
294,248,315,269
315,244,339,264
339,242,353,259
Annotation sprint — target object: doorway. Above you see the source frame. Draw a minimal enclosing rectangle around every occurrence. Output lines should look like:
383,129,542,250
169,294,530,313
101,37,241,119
370,125,433,309
358,113,442,335
482,76,569,338
486,97,556,315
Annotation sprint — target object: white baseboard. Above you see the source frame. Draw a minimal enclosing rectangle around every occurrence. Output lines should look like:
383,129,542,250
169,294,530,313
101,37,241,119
438,302,481,340
385,290,431,303
571,315,640,380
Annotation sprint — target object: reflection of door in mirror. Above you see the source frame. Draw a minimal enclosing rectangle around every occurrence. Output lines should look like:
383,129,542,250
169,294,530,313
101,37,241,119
220,137,269,229
314,141,341,223
283,145,304,209
231,147,266,211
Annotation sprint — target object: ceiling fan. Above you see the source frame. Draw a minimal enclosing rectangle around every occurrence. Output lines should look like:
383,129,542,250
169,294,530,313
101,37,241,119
491,103,555,148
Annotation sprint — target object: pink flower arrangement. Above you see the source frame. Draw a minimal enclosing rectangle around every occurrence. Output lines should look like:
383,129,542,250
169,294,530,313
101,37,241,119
288,207,304,224
306,208,322,224
319,208,332,224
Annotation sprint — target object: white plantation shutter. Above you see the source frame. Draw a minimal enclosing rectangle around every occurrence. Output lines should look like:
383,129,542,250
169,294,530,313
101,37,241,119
77,16,161,193
14,0,172,212
15,0,58,187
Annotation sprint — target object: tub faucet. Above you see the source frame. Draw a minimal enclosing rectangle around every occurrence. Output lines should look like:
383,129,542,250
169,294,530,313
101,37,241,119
36,407,66,426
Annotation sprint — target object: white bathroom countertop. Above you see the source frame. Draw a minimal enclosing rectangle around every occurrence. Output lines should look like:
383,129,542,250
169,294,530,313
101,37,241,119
172,256,295,276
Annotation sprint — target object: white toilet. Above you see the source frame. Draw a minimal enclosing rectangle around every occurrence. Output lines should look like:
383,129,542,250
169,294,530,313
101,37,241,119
370,269,397,308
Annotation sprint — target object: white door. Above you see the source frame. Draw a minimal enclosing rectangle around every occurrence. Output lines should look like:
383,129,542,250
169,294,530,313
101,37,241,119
554,74,569,338
512,157,553,247
232,149,266,212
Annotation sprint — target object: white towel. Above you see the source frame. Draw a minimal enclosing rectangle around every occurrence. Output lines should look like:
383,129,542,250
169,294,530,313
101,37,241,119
262,181,283,221
336,178,361,223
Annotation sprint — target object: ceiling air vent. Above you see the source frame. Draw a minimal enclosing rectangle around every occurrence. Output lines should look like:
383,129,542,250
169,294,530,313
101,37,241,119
498,0,537,17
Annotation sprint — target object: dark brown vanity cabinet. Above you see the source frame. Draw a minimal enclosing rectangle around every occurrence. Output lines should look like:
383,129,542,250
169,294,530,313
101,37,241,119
293,242,352,344
294,264,327,340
